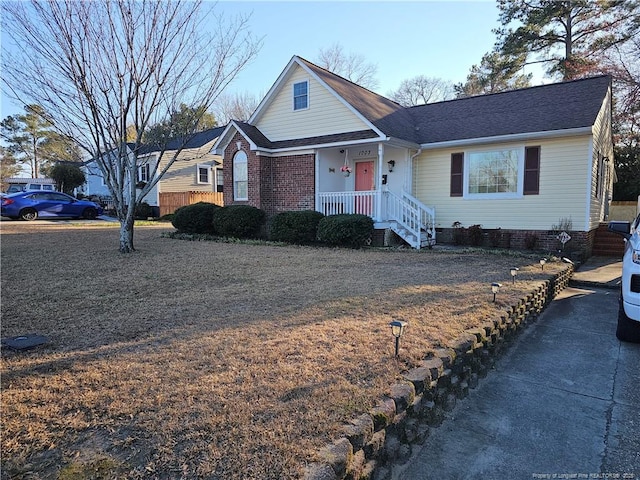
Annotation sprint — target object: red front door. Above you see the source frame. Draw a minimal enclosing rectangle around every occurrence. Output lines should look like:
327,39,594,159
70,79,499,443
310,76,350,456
355,161,374,215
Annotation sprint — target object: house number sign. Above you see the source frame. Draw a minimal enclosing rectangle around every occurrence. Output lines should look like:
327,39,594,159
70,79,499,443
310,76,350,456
356,150,372,157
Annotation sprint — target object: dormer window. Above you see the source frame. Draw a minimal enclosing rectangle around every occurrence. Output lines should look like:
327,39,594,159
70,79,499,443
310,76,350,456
293,81,308,110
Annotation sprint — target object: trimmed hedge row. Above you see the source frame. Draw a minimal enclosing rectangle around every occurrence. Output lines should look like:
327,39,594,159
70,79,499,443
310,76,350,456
172,204,374,248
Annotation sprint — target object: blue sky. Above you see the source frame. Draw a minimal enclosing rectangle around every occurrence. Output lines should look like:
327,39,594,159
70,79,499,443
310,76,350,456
1,1,541,119
219,0,507,98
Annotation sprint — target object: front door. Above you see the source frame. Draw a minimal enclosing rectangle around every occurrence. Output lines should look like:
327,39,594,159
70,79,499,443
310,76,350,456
355,161,374,215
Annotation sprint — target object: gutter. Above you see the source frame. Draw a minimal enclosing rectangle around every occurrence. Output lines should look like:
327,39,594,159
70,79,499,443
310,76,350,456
419,126,593,150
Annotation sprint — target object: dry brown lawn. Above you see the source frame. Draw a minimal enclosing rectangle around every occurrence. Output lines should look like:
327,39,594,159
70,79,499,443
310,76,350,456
0,221,567,479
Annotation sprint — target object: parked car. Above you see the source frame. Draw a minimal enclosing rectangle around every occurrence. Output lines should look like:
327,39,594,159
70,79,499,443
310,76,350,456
1,191,103,221
608,213,640,342
6,183,56,194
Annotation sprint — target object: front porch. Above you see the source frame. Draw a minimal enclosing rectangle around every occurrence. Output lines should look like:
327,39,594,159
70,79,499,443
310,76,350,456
316,190,436,249
314,142,436,249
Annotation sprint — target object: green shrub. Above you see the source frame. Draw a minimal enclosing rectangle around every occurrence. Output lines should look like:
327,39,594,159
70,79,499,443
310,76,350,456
135,202,155,219
451,221,466,245
171,202,220,234
269,210,325,244
317,214,374,248
213,205,266,239
467,224,483,246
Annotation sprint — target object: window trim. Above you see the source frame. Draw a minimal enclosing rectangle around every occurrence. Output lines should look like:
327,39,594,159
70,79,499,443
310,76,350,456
233,150,248,201
197,163,211,185
215,167,224,193
293,80,309,111
453,146,540,200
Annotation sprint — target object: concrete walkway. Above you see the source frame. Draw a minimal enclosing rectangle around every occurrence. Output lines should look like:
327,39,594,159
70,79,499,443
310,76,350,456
396,258,640,480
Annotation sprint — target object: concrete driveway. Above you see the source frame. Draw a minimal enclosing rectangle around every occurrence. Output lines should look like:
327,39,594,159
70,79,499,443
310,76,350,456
396,284,640,479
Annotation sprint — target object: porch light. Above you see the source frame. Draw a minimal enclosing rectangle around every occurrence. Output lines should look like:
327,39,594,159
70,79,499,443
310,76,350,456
510,267,519,284
540,258,547,271
387,160,395,172
491,282,502,302
389,320,407,357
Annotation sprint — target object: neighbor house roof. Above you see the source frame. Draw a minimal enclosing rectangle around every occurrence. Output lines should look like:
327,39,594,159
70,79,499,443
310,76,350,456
140,126,225,155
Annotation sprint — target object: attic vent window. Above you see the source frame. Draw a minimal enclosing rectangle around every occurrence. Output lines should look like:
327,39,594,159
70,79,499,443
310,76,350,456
293,81,308,110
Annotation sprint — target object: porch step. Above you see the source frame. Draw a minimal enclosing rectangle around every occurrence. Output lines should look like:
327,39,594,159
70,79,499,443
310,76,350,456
592,223,625,257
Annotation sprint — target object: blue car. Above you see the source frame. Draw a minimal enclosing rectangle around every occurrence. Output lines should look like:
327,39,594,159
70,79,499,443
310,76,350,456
1,191,104,221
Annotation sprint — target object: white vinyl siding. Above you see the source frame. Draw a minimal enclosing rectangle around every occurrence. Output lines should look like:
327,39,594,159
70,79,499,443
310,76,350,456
255,65,369,141
588,88,614,229
155,140,222,194
413,136,593,231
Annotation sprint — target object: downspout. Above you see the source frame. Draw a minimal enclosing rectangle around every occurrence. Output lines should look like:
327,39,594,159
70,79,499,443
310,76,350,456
408,148,422,195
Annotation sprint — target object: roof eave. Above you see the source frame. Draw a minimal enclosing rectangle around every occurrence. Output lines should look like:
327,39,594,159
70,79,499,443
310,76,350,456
419,126,594,150
254,135,387,155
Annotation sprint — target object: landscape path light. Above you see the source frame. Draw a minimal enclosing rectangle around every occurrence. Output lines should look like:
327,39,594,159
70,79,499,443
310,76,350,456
540,258,547,271
389,320,408,357
510,267,519,284
491,282,502,302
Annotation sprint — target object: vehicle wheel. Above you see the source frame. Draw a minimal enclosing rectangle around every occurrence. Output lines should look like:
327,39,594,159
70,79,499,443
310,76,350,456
20,208,38,221
616,300,640,343
83,207,98,220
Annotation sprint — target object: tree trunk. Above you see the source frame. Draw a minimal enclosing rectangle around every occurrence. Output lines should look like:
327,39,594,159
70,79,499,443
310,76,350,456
118,214,135,253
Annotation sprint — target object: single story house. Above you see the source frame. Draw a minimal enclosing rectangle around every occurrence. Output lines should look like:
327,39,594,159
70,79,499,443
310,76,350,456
212,55,614,255
82,127,225,216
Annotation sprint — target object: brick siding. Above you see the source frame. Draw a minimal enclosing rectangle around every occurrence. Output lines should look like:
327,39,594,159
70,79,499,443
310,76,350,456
223,133,315,216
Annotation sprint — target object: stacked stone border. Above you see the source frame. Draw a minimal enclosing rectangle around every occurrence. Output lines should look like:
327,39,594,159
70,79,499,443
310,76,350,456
304,264,574,480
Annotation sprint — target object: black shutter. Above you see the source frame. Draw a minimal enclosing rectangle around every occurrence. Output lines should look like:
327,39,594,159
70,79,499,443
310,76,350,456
450,153,464,197
524,146,540,195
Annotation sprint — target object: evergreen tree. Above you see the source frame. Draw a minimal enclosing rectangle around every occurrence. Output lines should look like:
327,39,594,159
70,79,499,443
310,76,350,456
495,0,640,80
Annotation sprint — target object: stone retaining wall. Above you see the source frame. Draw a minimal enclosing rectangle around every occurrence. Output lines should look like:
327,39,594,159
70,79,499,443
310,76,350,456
304,265,574,480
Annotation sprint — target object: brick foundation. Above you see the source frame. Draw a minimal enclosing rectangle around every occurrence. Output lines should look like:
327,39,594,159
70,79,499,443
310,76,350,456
436,227,597,261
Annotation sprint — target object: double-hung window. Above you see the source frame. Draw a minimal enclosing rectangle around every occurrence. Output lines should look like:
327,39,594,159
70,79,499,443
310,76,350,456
233,151,248,201
450,146,540,198
137,163,150,183
197,164,211,184
293,81,308,110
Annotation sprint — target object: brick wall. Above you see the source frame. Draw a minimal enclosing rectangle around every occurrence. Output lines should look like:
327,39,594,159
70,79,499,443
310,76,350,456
223,133,315,216
259,154,315,216
436,227,597,261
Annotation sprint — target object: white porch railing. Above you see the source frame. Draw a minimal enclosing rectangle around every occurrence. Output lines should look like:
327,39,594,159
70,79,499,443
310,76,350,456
384,190,436,249
317,190,436,249
317,190,379,217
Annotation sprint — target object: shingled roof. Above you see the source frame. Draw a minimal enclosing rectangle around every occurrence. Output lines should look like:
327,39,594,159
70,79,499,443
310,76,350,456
408,75,611,145
224,57,610,152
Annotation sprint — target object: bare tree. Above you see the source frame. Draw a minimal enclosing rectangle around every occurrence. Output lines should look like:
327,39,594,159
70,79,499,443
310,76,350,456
1,0,261,252
388,76,455,107
316,43,379,90
212,91,260,124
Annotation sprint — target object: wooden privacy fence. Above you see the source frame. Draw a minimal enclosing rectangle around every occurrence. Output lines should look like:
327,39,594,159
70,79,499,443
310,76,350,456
159,191,223,216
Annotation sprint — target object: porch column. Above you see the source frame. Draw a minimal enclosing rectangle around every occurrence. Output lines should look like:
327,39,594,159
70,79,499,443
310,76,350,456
376,143,384,221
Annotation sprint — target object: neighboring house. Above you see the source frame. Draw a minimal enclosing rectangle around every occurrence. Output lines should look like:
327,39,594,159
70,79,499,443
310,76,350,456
212,55,614,255
82,127,225,215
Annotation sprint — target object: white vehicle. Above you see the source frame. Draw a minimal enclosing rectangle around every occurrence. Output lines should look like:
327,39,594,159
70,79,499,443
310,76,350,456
609,213,640,342
6,183,56,194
